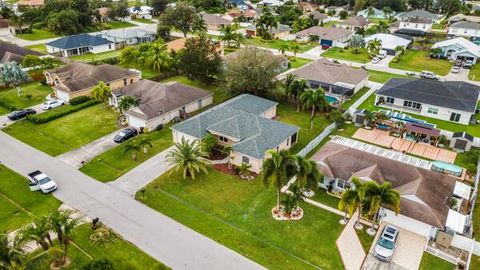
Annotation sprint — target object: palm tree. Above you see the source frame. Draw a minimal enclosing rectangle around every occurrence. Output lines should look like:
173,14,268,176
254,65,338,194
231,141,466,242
0,62,30,96
59,217,78,265
0,233,25,269
290,42,300,57
300,88,327,129
124,141,141,161
118,96,138,113
291,79,308,112
142,41,172,71
279,43,289,55
295,156,322,195
48,210,72,246
238,162,252,178
220,25,243,48
91,81,111,103
23,217,52,251
363,110,376,127
192,16,207,34
367,39,382,56
350,34,365,53
166,137,209,180
365,181,400,234
138,137,153,154
200,133,217,157
262,149,296,210
282,74,296,100
347,177,367,229
222,145,234,169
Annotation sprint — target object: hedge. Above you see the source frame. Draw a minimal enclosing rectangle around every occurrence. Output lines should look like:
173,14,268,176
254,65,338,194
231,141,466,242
0,97,17,111
69,96,92,105
27,100,99,124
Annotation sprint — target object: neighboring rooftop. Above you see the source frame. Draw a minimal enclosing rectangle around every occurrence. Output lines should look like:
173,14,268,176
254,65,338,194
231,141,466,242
398,9,443,21
99,29,155,39
432,37,480,59
18,0,44,6
312,141,459,229
166,38,187,52
202,13,232,26
295,26,352,40
300,11,328,21
172,94,298,159
247,23,291,34
114,80,212,120
0,41,43,64
338,16,368,27
46,34,113,50
364,33,412,50
450,21,480,30
449,14,480,24
224,47,287,64
376,78,480,112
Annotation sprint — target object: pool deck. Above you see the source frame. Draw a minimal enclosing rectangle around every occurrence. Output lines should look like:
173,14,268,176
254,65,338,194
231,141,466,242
352,129,457,163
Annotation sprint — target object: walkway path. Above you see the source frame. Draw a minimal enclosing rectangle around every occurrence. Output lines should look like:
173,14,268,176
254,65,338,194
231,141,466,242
110,145,175,195
336,211,367,270
348,82,383,114
57,129,120,168
0,132,264,270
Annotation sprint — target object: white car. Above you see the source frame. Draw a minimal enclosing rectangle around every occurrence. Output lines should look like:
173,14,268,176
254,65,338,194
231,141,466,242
420,71,439,80
27,170,57,194
373,225,399,262
451,66,461,73
41,100,65,110
372,57,381,64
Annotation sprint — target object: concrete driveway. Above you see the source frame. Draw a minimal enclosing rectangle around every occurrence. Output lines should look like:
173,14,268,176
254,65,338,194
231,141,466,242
446,66,469,81
362,224,426,270
0,104,45,128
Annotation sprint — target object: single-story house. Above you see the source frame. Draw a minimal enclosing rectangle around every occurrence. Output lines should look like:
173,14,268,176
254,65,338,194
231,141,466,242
224,47,289,71
375,78,480,125
98,29,156,48
256,0,284,7
364,33,412,55
300,11,330,23
431,37,480,64
291,58,368,101
171,94,299,173
325,6,346,16
298,2,318,12
17,0,44,7
0,40,44,66
246,24,291,39
396,9,444,24
448,21,480,44
128,6,153,19
227,8,256,21
312,140,472,235
396,16,433,35
46,34,115,57
44,62,140,101
109,80,213,130
166,37,224,55
202,14,232,31
450,132,474,152
295,26,353,48
337,16,369,31
448,14,480,25
357,7,395,19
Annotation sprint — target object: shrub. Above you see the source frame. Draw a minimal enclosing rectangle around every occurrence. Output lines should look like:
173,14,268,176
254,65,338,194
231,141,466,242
27,100,99,124
0,97,17,111
82,258,115,270
69,96,92,105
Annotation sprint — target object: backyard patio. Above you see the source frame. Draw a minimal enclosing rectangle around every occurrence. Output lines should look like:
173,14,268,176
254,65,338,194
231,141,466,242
352,128,457,163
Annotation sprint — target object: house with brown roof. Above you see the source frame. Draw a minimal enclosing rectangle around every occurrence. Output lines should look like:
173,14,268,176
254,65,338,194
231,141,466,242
246,24,292,39
18,0,44,7
166,38,224,55
0,41,44,66
312,140,472,235
300,11,330,24
202,14,232,31
337,16,369,31
291,58,368,101
227,8,256,21
295,26,353,48
44,62,140,101
109,80,213,130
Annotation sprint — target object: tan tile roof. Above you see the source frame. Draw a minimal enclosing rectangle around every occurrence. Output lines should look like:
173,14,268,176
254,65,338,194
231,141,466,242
18,0,44,6
166,38,186,52
295,26,352,40
338,16,369,27
291,58,368,87
0,41,43,64
312,142,458,228
202,14,232,27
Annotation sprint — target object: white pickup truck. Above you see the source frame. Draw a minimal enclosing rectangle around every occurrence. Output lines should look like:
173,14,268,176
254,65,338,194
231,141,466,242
27,170,58,193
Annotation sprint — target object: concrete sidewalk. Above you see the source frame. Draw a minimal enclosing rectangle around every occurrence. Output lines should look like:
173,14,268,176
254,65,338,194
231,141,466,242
57,129,120,168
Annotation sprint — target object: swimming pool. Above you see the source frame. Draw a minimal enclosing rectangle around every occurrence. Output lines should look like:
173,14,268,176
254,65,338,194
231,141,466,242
379,110,436,128
326,95,338,104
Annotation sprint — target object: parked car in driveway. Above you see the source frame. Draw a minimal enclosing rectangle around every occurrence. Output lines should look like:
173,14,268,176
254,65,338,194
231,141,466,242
373,225,399,262
41,100,65,110
463,60,474,69
113,128,138,143
420,71,439,80
27,170,57,193
451,66,461,73
372,57,381,64
7,108,36,120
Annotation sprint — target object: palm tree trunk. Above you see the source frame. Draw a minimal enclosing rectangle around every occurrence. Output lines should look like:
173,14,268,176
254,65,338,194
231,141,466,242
62,241,68,264
297,100,300,112
356,205,362,226
370,210,378,230
276,189,280,210
310,106,315,129
46,234,54,247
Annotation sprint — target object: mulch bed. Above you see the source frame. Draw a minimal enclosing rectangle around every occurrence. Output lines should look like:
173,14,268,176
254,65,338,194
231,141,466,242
213,163,237,175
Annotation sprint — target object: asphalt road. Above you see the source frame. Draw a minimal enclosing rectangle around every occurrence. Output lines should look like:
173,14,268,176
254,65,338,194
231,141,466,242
0,131,265,270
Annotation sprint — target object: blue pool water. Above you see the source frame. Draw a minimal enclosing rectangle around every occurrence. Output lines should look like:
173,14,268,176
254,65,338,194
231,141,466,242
326,95,338,104
379,110,436,128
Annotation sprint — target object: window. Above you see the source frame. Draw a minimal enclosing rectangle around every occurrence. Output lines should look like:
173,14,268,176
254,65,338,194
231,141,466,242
450,112,461,122
123,78,127,86
130,79,134,84
427,107,438,114
219,136,228,143
108,44,112,49
336,179,351,190
403,100,421,109
386,97,395,104
242,156,249,164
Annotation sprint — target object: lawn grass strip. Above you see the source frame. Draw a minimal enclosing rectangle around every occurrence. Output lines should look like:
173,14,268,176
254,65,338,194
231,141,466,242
0,191,32,216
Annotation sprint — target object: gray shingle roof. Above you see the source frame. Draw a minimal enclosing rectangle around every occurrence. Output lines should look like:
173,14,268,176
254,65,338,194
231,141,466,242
47,34,113,50
450,21,480,30
399,9,442,20
0,41,43,64
172,94,298,159
376,78,480,112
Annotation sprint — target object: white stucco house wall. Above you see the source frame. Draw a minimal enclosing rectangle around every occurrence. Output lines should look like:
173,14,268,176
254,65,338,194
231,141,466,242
448,21,480,43
431,37,480,64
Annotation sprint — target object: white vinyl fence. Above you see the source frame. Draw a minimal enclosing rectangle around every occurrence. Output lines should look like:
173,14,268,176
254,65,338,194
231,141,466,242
297,123,336,157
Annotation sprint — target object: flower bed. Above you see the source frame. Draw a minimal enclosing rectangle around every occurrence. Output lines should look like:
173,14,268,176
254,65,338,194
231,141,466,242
272,206,304,221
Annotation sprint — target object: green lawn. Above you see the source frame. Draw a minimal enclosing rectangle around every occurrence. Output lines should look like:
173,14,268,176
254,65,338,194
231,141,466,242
117,64,162,80
310,188,340,209
474,194,480,239
3,104,120,156
70,50,123,62
432,23,446,30
389,50,453,76
0,82,52,112
341,87,370,110
468,64,480,81
133,18,154,24
358,94,480,137
289,57,312,69
470,255,480,270
27,224,168,270
418,252,455,270
321,47,370,63
0,165,61,233
25,44,48,54
91,21,136,31
137,168,344,270
243,37,316,53
80,129,173,182
17,29,58,41
367,69,410,84
161,75,232,104
355,228,375,253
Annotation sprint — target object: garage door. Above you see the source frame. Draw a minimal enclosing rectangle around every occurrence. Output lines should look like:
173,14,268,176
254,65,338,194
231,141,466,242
320,39,333,47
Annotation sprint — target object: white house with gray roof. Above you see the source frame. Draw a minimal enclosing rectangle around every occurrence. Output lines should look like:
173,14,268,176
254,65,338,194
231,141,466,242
375,78,480,125
448,21,480,43
171,94,299,173
431,37,480,64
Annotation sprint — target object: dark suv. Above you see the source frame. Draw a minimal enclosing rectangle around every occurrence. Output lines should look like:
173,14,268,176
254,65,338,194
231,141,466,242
113,128,138,143
7,109,36,120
